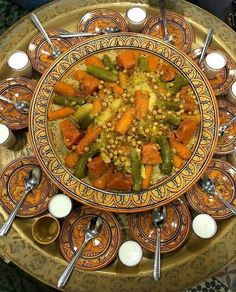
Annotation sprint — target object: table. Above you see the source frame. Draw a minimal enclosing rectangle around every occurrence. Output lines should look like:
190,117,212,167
0,0,235,291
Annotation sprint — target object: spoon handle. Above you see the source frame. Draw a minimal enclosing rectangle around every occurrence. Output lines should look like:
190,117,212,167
30,13,58,54
217,194,236,215
0,189,31,236
57,239,88,288
59,32,98,38
159,0,169,41
153,226,161,281
224,116,236,128
198,28,214,65
0,95,14,105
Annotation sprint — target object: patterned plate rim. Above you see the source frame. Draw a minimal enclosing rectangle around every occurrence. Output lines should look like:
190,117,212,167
29,33,218,213
185,158,236,219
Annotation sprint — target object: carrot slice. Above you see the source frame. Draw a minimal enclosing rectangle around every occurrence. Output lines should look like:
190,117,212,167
134,90,149,119
160,64,177,82
116,51,135,70
54,81,76,97
88,155,110,179
64,151,79,169
106,172,133,191
142,165,154,189
76,125,102,155
93,99,102,114
176,118,200,145
72,70,99,96
173,154,183,168
59,119,83,148
141,143,162,164
115,107,135,135
118,72,128,89
85,56,104,68
147,55,160,72
48,107,75,121
169,132,191,160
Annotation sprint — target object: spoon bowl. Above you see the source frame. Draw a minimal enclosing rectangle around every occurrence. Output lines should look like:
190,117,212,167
218,115,236,137
0,166,42,236
57,216,103,288
159,0,172,43
152,206,166,281
31,13,61,58
0,95,30,114
198,176,236,215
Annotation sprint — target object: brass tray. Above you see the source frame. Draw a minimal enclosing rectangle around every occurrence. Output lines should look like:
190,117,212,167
0,1,235,291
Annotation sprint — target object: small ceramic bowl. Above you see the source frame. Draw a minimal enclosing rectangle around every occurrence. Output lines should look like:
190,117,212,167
0,77,36,130
188,48,236,96
48,193,72,218
215,99,236,155
32,215,60,245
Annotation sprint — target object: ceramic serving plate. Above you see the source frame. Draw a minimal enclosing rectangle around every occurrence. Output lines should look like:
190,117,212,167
0,77,36,130
186,159,236,219
215,99,236,155
29,33,218,213
59,205,121,270
0,155,57,217
189,48,236,96
142,11,194,53
27,28,78,74
78,8,128,33
129,198,191,253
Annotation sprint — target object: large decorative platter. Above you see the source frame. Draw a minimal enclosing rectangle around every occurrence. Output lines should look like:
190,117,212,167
29,33,218,213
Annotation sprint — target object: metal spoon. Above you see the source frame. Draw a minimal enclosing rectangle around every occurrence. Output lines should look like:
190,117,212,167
198,28,214,65
159,0,172,43
218,115,236,137
58,27,120,38
30,13,61,58
0,167,42,236
198,176,236,215
152,206,166,281
57,216,103,288
0,95,30,114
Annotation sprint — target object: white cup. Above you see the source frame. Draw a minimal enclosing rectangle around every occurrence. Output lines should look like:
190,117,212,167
118,240,143,267
192,213,217,239
48,194,72,219
126,7,147,33
203,51,227,79
7,50,33,78
226,80,236,105
0,124,16,148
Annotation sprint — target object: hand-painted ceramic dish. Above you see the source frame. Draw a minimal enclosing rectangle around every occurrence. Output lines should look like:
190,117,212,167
0,155,57,217
0,77,36,130
78,8,128,33
188,48,236,96
59,205,122,270
186,159,236,219
29,33,218,213
27,28,78,74
215,99,236,155
142,11,194,53
129,199,191,253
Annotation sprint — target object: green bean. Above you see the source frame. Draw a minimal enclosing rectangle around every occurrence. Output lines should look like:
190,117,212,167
138,56,148,71
157,100,180,111
53,95,83,107
130,149,142,192
102,54,117,73
164,115,181,127
73,103,93,120
169,75,188,96
74,142,100,179
86,65,118,82
156,136,173,175
157,79,168,89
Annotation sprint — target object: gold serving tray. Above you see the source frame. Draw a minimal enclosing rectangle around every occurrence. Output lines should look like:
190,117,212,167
0,1,235,291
